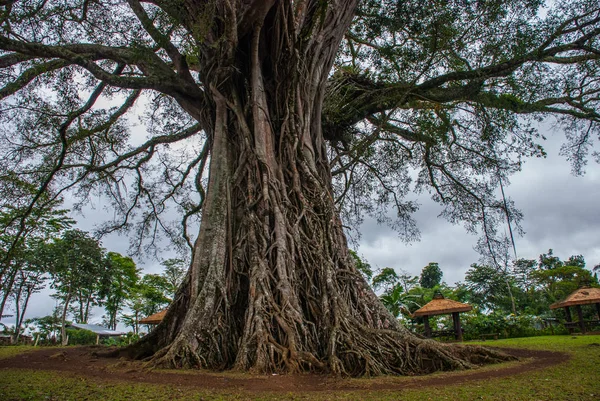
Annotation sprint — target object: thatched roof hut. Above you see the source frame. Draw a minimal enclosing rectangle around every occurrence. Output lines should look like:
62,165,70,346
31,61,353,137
549,287,600,334
413,295,472,317
412,293,472,341
549,287,600,310
139,309,167,325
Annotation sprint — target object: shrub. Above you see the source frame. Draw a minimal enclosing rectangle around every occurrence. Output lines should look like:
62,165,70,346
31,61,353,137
65,328,97,345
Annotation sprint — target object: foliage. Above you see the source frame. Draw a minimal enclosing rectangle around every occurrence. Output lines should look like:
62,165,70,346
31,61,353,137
25,312,62,344
160,258,186,299
44,229,107,344
349,250,374,280
122,273,171,334
0,175,73,319
103,252,140,331
460,263,516,313
65,328,97,345
419,263,443,289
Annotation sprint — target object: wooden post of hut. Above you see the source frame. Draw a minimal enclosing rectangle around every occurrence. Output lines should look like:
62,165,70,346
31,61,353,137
423,316,431,338
550,287,600,335
452,312,463,341
413,293,471,342
564,306,573,334
575,305,586,334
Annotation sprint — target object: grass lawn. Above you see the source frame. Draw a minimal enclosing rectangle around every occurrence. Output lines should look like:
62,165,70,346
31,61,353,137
0,335,598,400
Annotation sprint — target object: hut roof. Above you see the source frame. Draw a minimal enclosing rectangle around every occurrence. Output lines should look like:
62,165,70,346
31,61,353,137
68,323,125,336
549,287,600,309
412,294,472,317
139,309,167,325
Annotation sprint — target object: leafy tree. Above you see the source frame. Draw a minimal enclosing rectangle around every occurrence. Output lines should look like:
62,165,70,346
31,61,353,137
46,230,107,344
461,263,516,313
532,250,597,304
160,258,187,299
369,266,420,319
349,250,374,281
372,267,400,293
139,274,172,315
122,273,171,334
0,174,73,318
1,0,600,375
419,263,443,289
8,257,46,343
103,252,140,330
26,309,62,344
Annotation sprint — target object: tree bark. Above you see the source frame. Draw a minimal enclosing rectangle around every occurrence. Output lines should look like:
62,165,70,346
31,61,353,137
60,292,71,346
121,0,512,376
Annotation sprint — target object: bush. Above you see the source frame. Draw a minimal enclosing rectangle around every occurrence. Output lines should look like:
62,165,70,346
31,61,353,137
460,311,569,340
65,328,97,345
102,332,139,346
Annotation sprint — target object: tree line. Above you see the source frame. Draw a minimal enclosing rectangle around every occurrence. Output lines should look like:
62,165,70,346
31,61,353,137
0,187,186,344
356,251,600,338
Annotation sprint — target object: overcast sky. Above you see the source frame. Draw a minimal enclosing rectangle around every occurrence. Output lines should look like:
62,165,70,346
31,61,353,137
358,126,600,286
4,121,600,329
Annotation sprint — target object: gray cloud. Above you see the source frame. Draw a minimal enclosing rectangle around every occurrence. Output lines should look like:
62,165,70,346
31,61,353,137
357,130,600,286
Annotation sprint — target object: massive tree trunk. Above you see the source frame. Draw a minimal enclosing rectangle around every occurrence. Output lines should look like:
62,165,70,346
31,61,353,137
125,1,510,376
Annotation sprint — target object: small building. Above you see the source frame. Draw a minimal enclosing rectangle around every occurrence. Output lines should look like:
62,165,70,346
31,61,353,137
549,287,600,334
413,293,472,341
139,309,167,325
68,323,125,344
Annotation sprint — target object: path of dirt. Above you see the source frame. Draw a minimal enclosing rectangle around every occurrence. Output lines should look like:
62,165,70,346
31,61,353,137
0,346,569,392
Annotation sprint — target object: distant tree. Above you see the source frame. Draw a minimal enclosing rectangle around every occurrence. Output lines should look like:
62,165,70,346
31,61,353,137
123,273,171,334
419,263,443,289
372,267,399,293
160,258,187,300
475,235,518,314
0,174,73,318
396,270,419,294
461,263,516,313
46,230,107,344
103,252,140,330
372,267,419,318
349,250,374,281
26,309,62,344
533,251,597,304
9,258,46,342
512,259,538,293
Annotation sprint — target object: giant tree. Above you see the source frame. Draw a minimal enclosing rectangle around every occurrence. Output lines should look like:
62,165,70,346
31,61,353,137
1,0,599,375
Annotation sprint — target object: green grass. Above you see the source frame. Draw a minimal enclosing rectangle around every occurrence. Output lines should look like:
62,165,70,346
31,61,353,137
0,345,40,360
0,336,599,400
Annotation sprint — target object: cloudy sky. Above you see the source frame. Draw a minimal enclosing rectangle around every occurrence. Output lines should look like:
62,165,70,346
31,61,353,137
5,121,600,328
358,126,600,286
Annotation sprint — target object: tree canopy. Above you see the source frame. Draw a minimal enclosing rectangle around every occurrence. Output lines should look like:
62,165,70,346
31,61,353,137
0,0,598,253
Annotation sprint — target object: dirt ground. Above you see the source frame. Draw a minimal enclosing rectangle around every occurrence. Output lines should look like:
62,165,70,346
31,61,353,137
0,345,569,392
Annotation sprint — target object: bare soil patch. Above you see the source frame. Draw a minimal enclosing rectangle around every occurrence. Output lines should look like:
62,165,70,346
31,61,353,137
0,346,569,392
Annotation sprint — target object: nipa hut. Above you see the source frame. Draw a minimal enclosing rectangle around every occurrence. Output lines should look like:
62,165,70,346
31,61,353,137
139,309,167,325
413,293,472,341
549,287,600,334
